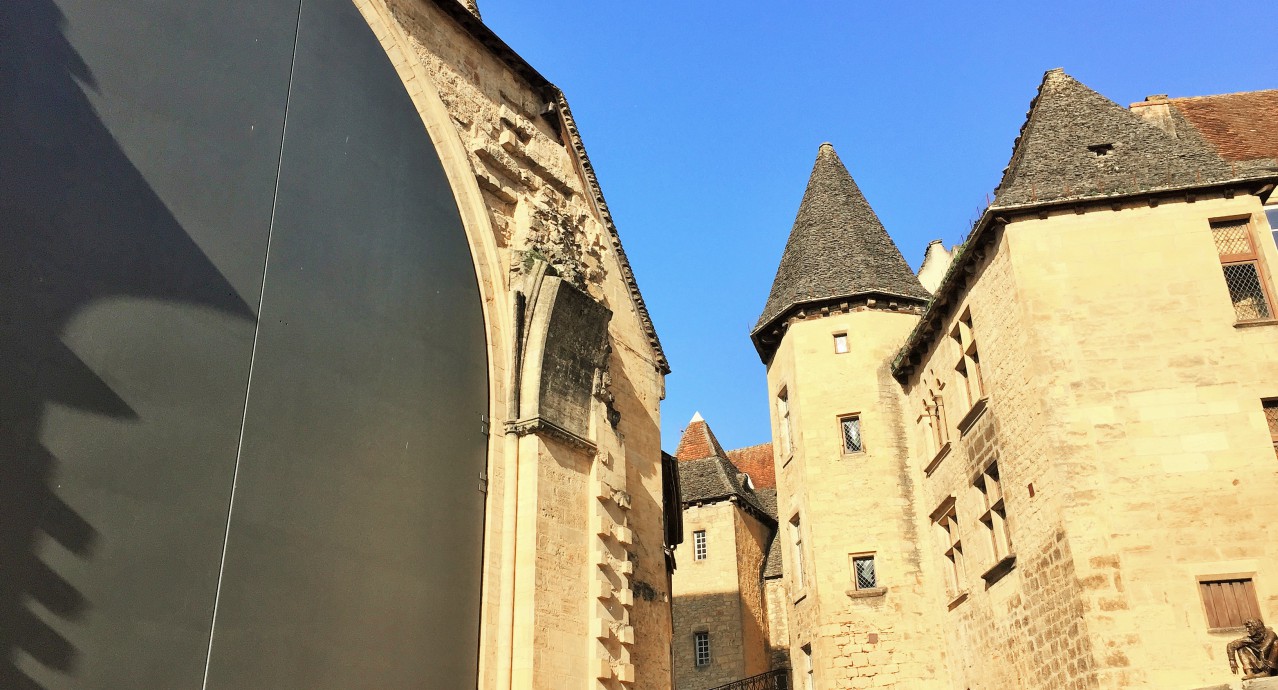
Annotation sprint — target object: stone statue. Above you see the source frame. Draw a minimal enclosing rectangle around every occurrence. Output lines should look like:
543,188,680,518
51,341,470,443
1228,619,1278,679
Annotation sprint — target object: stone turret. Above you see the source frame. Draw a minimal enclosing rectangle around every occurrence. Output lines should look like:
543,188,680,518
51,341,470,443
751,143,929,361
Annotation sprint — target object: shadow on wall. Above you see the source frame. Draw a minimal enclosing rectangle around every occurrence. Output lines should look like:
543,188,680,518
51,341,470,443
0,2,254,687
671,591,778,690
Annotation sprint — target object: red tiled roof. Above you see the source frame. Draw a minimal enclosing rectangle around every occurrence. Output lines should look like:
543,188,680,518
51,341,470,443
673,415,728,462
1169,90,1278,164
726,442,776,489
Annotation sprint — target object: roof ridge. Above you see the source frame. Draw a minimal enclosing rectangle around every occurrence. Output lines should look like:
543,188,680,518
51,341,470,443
1167,88,1278,102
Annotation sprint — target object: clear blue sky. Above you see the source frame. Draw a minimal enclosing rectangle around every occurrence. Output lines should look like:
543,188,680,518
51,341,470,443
478,1,1273,453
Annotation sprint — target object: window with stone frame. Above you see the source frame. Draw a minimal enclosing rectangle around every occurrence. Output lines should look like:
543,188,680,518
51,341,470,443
789,514,806,589
801,644,814,690
950,309,985,410
692,529,707,561
1211,217,1274,322
976,462,1011,562
833,332,849,354
839,414,863,454
1199,577,1262,629
693,630,711,667
851,554,877,590
934,500,966,596
777,388,794,457
1264,399,1278,459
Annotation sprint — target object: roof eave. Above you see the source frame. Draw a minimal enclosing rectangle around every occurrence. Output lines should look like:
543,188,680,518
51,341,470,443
890,173,1278,380
751,289,930,364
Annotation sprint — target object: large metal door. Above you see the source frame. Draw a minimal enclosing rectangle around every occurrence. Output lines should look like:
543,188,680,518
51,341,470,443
0,0,488,687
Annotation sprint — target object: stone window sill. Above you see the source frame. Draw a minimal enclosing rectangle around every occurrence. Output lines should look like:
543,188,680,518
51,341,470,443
957,397,989,437
946,591,970,610
1235,319,1278,329
924,441,952,476
1208,625,1247,634
844,587,887,600
980,554,1017,586
793,592,807,605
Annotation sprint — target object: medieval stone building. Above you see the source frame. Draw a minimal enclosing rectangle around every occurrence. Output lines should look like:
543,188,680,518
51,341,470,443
668,414,786,690
738,72,1278,689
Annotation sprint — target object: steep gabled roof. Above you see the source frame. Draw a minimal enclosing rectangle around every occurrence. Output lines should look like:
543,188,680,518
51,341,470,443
892,70,1278,381
673,412,728,462
754,144,930,337
992,69,1244,209
1165,90,1278,166
677,456,771,520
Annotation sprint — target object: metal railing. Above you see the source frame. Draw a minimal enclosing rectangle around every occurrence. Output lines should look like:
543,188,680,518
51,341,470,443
708,668,791,690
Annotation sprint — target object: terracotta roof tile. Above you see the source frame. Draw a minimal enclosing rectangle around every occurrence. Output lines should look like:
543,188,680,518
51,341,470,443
726,442,776,490
1167,90,1278,165
673,413,728,462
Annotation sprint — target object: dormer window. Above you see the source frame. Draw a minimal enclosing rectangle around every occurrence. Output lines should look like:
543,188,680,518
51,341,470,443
1087,143,1114,157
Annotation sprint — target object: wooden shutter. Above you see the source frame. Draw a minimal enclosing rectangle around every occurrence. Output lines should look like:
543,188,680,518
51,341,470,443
1200,578,1262,628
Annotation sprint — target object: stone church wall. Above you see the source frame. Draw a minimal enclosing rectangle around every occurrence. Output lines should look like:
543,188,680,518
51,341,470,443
349,1,672,687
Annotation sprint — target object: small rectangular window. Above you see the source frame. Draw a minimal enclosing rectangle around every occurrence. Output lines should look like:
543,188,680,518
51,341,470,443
693,529,707,561
951,310,985,408
935,502,965,595
976,462,1011,561
1211,218,1273,322
1200,577,1262,629
790,515,805,587
694,631,711,667
840,415,863,454
802,644,814,690
852,554,877,590
833,333,849,354
777,389,793,457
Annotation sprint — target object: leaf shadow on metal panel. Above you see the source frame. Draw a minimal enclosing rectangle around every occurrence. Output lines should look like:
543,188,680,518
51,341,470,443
0,2,255,687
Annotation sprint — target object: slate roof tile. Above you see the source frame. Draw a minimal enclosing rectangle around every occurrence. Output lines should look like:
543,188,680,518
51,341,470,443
991,69,1270,210
754,143,930,338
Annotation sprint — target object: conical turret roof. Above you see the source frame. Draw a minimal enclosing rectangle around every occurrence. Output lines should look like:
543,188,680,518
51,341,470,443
991,69,1250,209
754,144,929,336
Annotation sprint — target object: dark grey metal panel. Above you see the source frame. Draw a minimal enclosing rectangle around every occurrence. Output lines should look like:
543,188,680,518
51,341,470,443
202,0,488,687
0,0,298,688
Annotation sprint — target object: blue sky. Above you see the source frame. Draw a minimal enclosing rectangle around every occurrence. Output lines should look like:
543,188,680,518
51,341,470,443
478,1,1274,452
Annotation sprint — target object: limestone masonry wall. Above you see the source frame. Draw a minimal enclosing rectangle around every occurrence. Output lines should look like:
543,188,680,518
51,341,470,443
352,1,672,687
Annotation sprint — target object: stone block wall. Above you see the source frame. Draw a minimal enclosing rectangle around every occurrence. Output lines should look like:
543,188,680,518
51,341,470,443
672,501,746,690
348,1,672,688
767,308,949,688
901,191,1278,689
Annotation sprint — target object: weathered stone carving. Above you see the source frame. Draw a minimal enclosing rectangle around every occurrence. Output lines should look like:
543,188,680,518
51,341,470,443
1229,619,1278,679
510,256,612,447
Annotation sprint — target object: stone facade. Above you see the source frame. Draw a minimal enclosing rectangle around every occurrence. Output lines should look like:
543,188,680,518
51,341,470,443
348,2,673,688
747,72,1278,690
670,417,784,689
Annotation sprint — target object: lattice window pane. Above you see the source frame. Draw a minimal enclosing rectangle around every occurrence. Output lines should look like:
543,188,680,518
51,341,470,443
1222,263,1272,321
693,530,707,561
1212,219,1254,257
841,416,862,453
853,555,876,589
1265,400,1278,436
694,631,711,667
